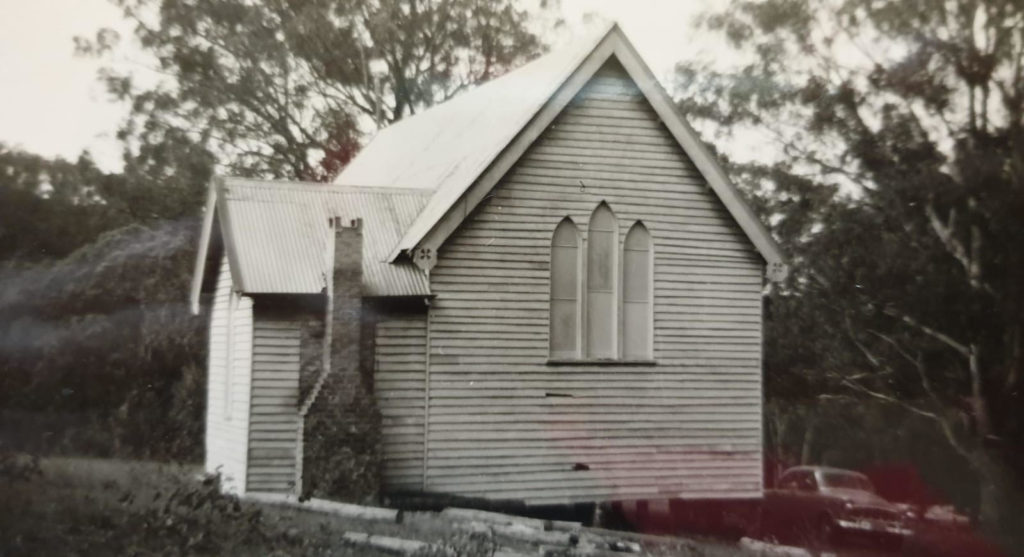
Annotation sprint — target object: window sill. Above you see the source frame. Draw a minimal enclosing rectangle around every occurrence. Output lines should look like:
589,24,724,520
546,359,657,367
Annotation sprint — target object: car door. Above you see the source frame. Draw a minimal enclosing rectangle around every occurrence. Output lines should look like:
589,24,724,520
791,470,821,528
768,471,804,539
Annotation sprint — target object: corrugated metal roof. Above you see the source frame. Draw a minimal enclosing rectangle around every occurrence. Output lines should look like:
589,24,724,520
218,177,431,297
334,24,615,257
330,23,785,273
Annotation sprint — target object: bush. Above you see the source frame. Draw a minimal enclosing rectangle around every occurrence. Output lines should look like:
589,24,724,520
0,219,206,462
0,446,41,484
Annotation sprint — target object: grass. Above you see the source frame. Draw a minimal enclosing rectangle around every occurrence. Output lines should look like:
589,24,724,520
0,457,388,556
0,456,751,557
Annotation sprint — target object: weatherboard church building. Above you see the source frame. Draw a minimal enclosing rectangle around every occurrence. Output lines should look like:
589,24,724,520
190,24,785,505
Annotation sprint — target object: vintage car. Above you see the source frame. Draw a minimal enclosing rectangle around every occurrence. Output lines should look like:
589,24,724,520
756,466,915,547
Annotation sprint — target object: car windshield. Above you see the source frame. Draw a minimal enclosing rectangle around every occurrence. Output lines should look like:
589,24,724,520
821,472,873,491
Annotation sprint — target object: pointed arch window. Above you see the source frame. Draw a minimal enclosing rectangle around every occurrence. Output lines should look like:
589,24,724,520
550,218,580,358
623,222,653,359
587,203,617,359
549,205,656,363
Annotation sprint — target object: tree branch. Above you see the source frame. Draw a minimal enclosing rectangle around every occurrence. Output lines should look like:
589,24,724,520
842,316,972,458
925,195,987,287
839,377,971,460
883,307,971,358
867,328,946,405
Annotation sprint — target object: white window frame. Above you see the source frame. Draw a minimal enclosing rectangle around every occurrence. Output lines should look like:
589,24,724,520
548,204,656,364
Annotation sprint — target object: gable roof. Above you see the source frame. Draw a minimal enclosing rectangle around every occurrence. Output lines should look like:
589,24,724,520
335,23,785,277
189,177,431,313
334,25,606,192
191,23,786,312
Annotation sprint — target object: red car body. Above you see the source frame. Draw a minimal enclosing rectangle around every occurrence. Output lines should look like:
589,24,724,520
756,466,914,547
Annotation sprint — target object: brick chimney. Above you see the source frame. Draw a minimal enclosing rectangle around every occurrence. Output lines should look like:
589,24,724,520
301,217,382,502
329,217,363,366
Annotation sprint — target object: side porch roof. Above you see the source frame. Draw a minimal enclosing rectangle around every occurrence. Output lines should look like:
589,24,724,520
189,177,432,314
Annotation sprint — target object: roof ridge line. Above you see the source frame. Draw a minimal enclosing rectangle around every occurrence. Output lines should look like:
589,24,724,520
221,176,433,195
359,22,617,145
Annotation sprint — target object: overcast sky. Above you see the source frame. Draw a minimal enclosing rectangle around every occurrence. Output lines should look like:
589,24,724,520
0,0,721,171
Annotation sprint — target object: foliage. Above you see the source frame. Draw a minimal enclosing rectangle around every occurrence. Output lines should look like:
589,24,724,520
0,141,210,461
0,448,42,484
0,459,367,556
678,0,1024,546
302,368,384,504
115,473,263,554
80,0,547,181
0,219,205,461
1,138,209,263
411,531,497,557
0,145,127,261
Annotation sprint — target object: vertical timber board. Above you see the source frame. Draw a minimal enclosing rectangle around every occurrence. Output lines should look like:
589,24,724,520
374,309,428,492
425,60,766,505
246,309,302,494
205,256,253,494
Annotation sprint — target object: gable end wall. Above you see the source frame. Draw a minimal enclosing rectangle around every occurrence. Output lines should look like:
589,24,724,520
424,62,765,505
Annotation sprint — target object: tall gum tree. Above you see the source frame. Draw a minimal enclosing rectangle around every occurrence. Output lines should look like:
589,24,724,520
79,0,548,182
676,0,1023,547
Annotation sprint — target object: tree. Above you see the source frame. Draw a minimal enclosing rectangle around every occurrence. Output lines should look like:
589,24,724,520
0,145,128,261
0,139,211,262
80,0,547,181
677,0,1024,546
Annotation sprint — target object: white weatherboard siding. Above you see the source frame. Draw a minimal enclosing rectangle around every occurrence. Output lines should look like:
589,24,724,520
375,311,428,491
205,256,254,493
247,316,302,494
424,62,764,505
